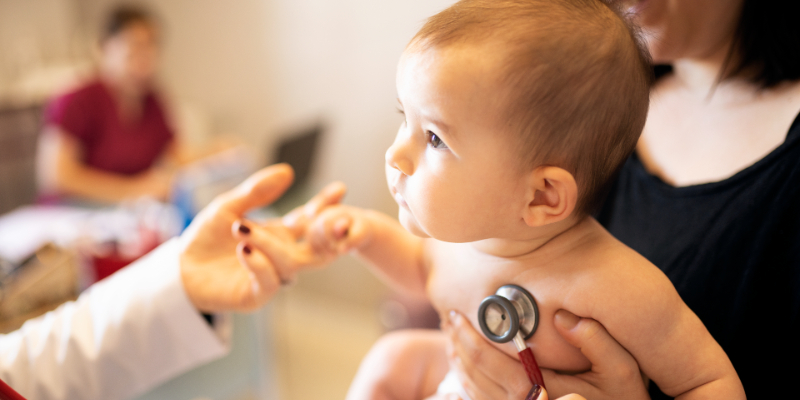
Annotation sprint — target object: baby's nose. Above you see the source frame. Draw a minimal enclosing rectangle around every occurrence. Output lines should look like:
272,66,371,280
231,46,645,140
385,143,414,176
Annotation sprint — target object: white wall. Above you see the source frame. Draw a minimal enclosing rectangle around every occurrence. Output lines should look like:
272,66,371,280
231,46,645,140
0,0,90,101
0,0,75,73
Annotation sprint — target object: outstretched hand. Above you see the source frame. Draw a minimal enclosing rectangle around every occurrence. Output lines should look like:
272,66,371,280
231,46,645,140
178,164,295,313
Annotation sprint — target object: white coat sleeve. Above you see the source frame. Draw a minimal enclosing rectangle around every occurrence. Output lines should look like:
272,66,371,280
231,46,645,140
0,239,231,400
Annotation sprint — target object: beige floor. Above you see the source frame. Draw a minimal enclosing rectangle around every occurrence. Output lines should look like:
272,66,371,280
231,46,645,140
269,285,386,400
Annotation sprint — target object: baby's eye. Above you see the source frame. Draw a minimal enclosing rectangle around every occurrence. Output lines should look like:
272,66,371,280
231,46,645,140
397,108,407,126
427,131,448,149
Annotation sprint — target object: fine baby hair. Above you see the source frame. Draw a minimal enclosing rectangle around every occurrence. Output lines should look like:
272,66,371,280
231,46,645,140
413,0,652,214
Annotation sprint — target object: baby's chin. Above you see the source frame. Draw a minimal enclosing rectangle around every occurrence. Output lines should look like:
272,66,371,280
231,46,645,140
398,208,431,238
398,208,485,242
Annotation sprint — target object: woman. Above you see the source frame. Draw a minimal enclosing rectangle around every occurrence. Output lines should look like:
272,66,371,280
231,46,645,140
443,0,800,398
37,6,179,203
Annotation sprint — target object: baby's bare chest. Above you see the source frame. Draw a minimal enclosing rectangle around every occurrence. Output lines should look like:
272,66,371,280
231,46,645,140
426,245,592,372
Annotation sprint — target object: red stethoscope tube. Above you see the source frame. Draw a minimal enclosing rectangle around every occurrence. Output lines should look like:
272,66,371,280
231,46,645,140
515,335,546,389
0,379,26,400
478,285,545,389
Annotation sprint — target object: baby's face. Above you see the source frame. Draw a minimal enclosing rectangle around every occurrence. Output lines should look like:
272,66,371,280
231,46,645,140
386,44,530,242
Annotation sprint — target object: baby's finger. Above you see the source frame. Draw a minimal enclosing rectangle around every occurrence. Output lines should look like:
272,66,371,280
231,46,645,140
332,217,351,240
308,210,351,255
280,205,307,237
303,181,347,217
235,242,281,309
282,181,347,236
338,212,371,252
325,215,353,252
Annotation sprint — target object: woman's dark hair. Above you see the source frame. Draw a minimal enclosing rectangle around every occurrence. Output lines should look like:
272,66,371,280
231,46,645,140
102,4,156,42
656,0,800,88
725,0,800,88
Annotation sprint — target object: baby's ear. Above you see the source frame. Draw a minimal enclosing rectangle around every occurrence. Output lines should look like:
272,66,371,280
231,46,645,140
522,166,578,227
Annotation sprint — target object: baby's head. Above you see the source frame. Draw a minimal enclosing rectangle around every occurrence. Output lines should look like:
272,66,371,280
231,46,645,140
386,0,651,243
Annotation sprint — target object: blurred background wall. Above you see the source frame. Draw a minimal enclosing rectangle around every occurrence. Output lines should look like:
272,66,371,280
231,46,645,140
0,0,455,399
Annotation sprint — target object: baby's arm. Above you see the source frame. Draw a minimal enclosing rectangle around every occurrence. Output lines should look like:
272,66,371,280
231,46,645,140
307,205,430,296
347,330,450,400
587,256,745,399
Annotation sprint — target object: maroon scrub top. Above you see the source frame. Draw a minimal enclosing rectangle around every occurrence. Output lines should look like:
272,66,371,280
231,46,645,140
45,80,174,175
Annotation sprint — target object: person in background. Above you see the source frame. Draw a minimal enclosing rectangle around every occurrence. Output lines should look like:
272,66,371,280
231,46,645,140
37,5,181,204
440,0,800,398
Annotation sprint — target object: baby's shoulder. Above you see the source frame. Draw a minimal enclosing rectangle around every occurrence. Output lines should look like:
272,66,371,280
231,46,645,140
564,224,681,318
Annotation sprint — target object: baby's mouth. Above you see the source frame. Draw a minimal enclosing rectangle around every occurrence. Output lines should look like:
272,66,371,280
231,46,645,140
391,187,410,209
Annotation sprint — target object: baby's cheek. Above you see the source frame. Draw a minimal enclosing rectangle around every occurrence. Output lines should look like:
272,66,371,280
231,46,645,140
419,190,481,242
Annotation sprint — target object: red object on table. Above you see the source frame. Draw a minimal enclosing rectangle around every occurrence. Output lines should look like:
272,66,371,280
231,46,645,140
91,228,161,282
0,379,26,400
92,252,138,282
519,347,546,390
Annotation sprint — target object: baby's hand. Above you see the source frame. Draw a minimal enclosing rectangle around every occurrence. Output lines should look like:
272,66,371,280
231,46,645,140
280,181,347,237
306,204,374,258
232,181,348,283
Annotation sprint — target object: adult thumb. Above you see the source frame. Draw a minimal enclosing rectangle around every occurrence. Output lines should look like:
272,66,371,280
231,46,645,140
218,163,295,215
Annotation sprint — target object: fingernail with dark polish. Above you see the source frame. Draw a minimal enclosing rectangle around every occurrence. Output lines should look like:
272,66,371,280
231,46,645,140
238,223,251,234
526,384,542,400
243,245,252,255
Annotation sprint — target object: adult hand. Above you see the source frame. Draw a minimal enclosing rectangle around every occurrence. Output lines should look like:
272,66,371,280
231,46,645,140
443,310,649,400
178,164,295,313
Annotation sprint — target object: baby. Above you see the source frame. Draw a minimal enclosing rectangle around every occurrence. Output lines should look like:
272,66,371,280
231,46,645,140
235,0,745,398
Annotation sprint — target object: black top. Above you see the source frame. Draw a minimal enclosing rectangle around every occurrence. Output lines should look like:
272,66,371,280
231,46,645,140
597,112,800,399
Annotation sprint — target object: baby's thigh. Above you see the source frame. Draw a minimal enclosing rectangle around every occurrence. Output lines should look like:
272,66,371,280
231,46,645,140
346,330,450,400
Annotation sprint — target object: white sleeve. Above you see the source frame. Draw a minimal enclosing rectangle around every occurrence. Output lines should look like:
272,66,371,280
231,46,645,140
0,239,231,400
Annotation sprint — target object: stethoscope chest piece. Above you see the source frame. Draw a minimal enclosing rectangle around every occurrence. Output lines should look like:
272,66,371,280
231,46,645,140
478,284,539,344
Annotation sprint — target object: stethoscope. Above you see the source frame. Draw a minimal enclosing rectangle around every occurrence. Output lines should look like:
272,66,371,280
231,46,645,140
477,285,545,389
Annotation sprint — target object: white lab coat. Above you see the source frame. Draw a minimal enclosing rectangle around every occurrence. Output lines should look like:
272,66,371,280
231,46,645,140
0,239,231,400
